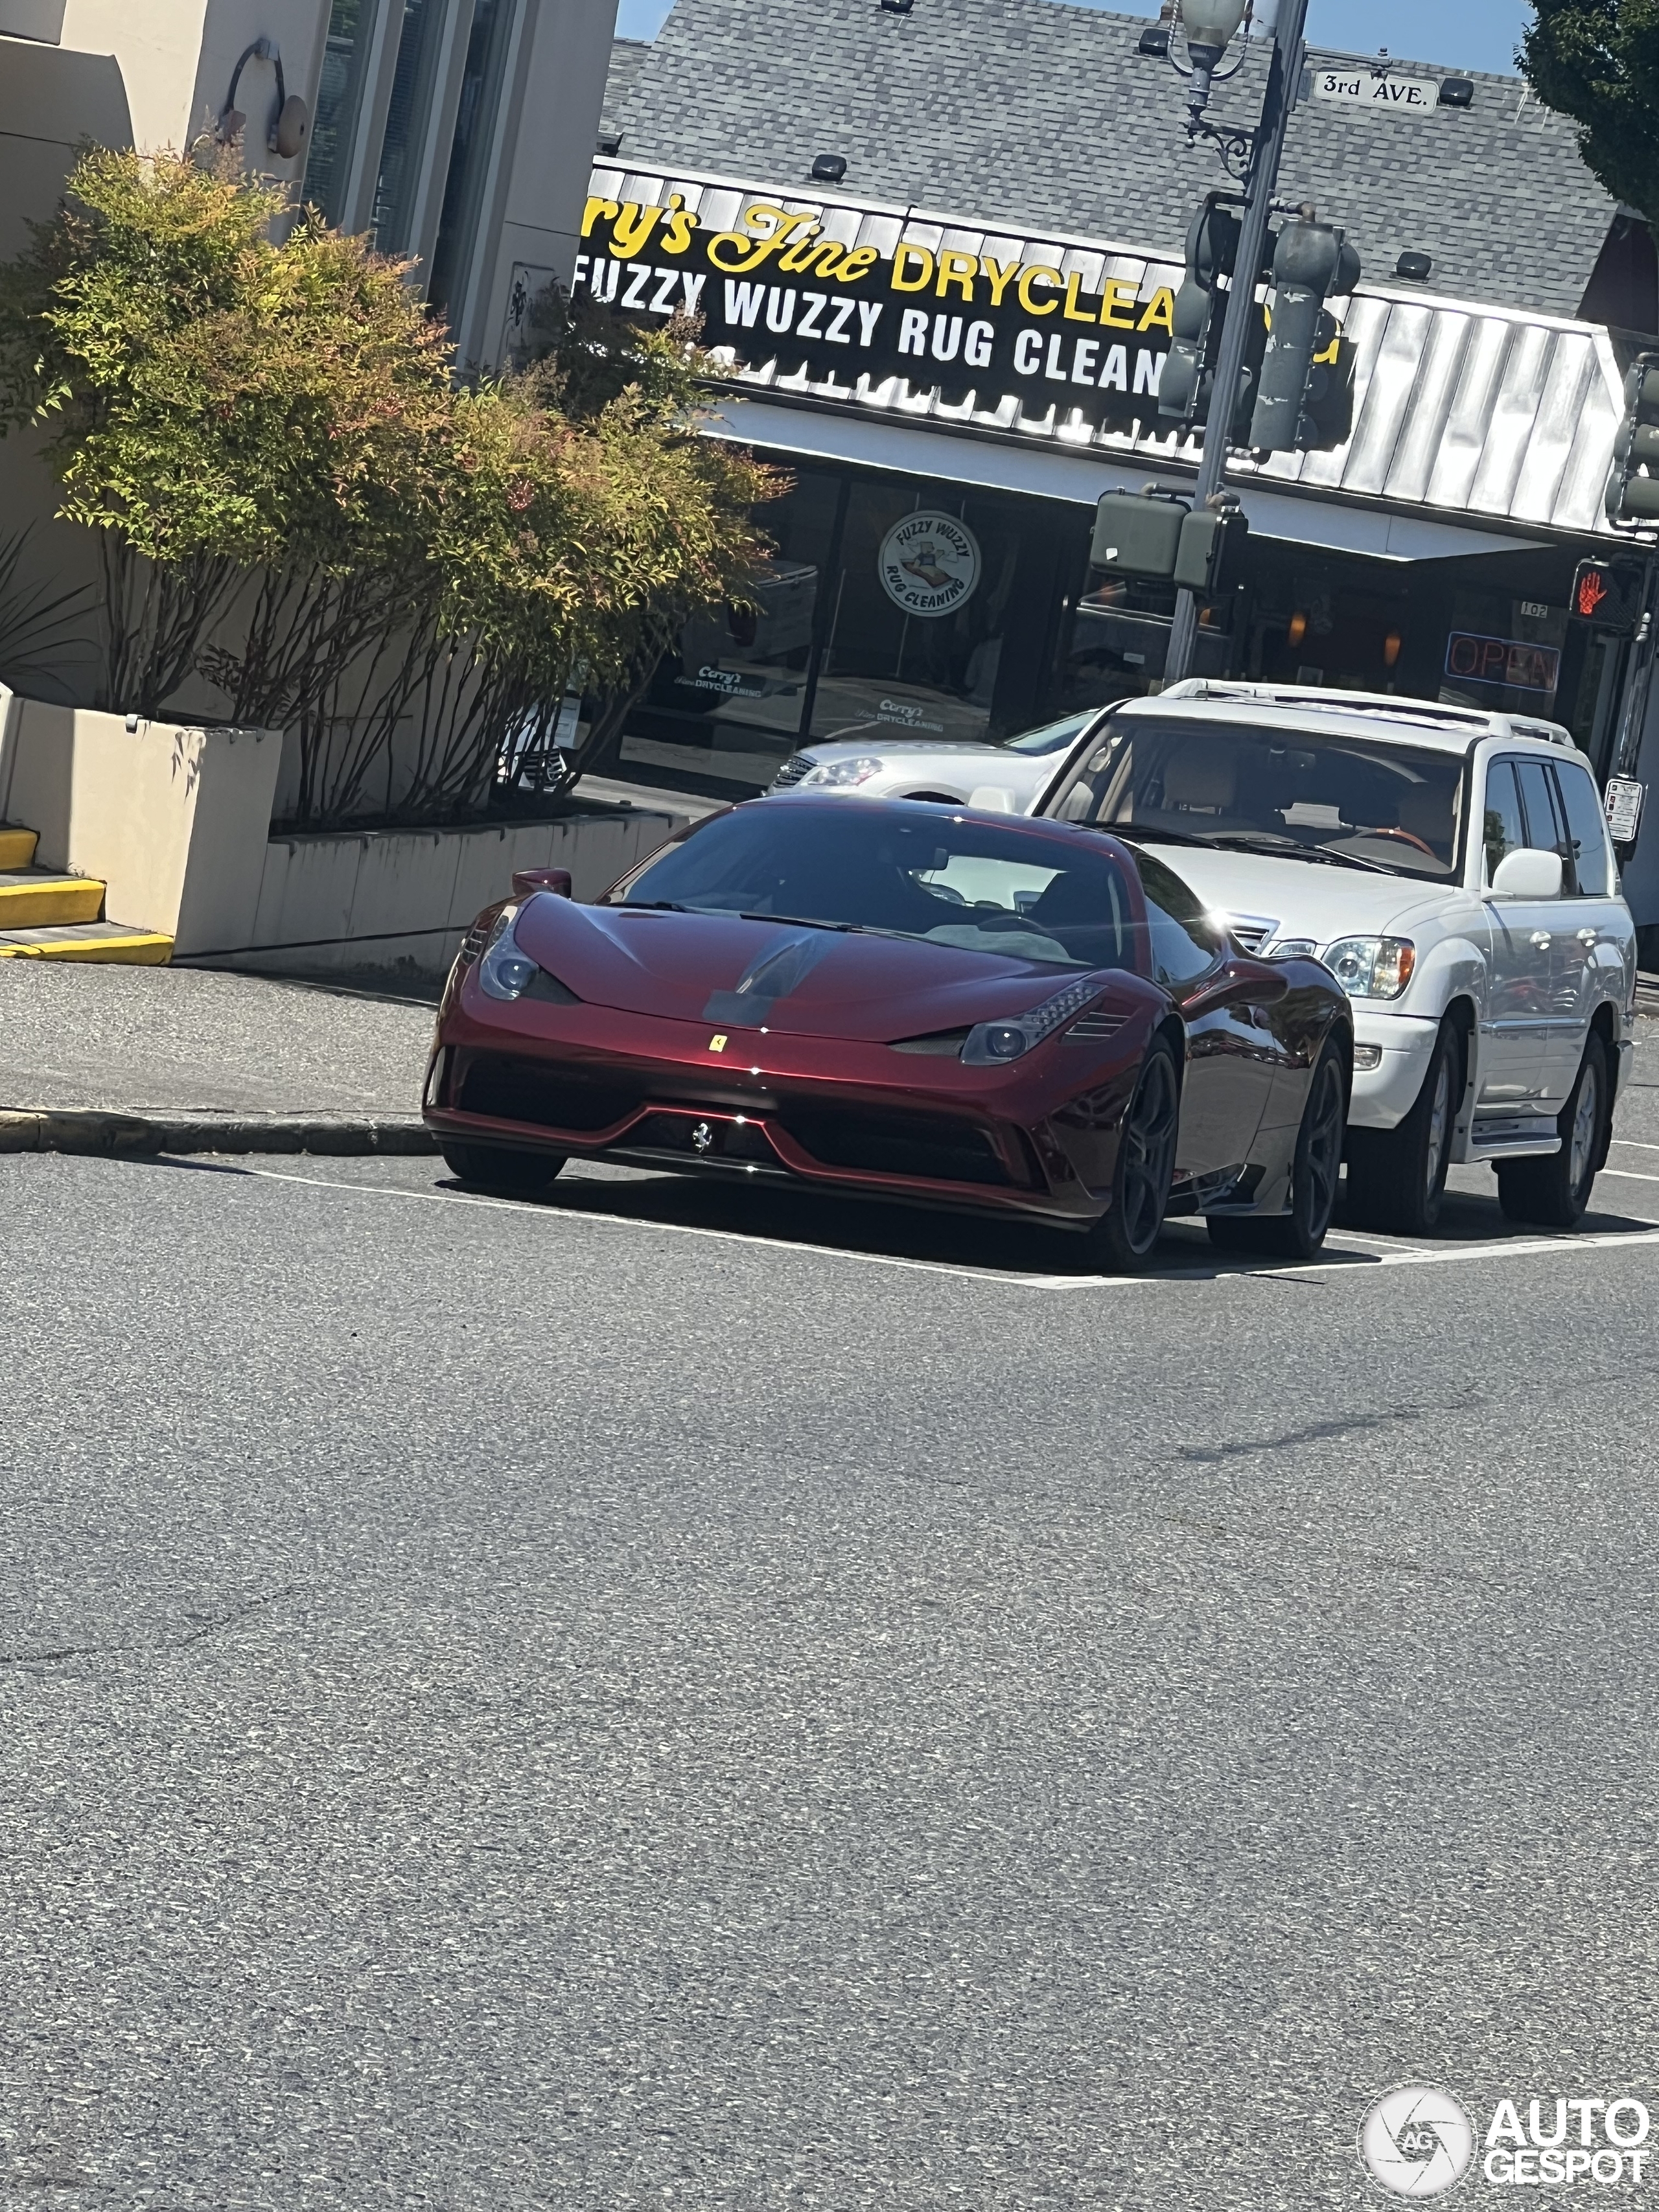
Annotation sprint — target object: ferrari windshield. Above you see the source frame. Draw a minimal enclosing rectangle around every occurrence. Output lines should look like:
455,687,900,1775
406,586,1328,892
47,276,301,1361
612,804,1139,970
1048,712,1467,879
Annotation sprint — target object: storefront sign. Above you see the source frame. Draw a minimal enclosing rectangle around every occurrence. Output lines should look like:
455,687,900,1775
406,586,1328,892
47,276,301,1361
576,193,1180,431
877,512,981,617
1444,631,1562,694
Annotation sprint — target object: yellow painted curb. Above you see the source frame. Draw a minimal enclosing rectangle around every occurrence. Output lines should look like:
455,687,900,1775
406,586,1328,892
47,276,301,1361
0,827,39,869
0,877,106,927
0,933,172,964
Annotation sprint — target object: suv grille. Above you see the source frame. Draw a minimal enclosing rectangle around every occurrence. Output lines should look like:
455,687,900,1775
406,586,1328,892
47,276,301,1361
770,753,815,790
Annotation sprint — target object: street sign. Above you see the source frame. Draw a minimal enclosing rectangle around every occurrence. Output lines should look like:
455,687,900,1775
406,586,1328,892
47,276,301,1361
1311,68,1435,113
1605,776,1645,845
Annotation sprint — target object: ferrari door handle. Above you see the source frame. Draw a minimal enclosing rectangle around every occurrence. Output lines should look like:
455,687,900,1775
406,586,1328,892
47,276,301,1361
1530,931,1552,949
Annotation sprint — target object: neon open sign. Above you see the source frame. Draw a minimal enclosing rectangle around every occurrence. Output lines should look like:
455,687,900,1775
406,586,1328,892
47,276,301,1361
1444,632,1561,693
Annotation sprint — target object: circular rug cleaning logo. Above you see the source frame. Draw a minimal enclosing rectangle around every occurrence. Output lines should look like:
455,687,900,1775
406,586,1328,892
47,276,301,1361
878,511,981,618
1360,2084,1476,2197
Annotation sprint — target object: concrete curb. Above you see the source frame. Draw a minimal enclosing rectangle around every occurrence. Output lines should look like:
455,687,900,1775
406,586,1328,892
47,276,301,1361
0,1110,438,1158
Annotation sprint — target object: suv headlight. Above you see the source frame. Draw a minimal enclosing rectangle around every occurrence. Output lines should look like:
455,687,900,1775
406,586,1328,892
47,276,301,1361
806,755,884,787
477,905,538,1001
1322,936,1416,1000
962,977,1102,1064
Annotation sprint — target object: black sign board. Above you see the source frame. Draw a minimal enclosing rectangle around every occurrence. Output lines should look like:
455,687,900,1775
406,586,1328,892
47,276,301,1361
577,190,1180,432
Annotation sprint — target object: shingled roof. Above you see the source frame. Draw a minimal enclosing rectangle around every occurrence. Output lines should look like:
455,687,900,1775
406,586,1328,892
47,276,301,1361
601,0,1618,321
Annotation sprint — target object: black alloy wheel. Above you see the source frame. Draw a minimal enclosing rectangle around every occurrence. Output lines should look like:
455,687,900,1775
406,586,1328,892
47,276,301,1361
1086,1038,1179,1273
1496,1032,1608,1229
1208,1036,1348,1261
1345,1018,1461,1237
441,1142,566,1196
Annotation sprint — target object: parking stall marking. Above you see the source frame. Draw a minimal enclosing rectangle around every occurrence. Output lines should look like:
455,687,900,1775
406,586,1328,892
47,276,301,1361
218,1162,1659,1293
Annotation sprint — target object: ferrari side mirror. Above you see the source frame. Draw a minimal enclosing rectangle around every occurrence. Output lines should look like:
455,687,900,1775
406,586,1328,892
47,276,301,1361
512,867,573,899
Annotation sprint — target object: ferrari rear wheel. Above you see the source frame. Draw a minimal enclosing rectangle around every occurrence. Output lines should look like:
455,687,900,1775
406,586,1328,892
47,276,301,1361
1207,1036,1347,1261
441,1142,566,1196
1085,1038,1179,1273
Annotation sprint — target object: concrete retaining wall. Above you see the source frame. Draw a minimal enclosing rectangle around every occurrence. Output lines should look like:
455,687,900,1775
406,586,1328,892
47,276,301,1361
199,804,688,983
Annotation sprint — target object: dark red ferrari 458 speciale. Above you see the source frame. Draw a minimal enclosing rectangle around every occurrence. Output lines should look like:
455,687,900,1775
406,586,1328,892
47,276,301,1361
423,795,1352,1269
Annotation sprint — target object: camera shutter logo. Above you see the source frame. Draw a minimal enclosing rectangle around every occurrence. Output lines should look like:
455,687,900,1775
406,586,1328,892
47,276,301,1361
1359,2084,1476,2197
878,512,981,618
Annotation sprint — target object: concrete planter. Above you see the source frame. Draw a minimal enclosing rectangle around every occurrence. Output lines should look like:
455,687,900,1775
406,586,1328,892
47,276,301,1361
211,804,688,983
0,693,283,955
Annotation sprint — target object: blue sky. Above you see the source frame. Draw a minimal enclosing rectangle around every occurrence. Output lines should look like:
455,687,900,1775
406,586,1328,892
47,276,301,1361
613,0,1531,74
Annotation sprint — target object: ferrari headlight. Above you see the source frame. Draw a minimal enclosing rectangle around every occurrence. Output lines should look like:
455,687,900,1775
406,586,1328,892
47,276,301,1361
477,905,537,1001
1322,936,1416,1000
962,977,1102,1065
806,755,884,787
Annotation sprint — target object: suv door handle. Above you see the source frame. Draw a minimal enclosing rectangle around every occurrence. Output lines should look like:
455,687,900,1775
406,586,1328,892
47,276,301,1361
1531,931,1552,949
1577,927,1599,946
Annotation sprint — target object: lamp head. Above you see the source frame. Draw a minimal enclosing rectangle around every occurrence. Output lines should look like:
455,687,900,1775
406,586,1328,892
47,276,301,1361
1181,0,1248,54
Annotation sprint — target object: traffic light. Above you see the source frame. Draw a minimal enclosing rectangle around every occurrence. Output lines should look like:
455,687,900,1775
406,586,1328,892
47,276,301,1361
1159,200,1241,426
1570,559,1645,632
1249,216,1362,452
1091,490,1249,595
1605,355,1659,525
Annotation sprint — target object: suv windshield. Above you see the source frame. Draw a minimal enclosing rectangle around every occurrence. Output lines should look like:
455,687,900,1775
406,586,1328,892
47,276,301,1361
1048,713,1467,879
611,804,1140,970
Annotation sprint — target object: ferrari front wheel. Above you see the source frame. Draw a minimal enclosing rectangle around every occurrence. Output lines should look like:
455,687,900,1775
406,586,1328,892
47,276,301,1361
1084,1038,1179,1273
441,1142,566,1196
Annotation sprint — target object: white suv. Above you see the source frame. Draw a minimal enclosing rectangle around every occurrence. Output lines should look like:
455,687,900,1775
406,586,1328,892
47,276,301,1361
1037,682,1637,1234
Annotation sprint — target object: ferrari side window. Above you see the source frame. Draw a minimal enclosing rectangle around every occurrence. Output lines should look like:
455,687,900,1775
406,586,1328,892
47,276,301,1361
1136,851,1224,990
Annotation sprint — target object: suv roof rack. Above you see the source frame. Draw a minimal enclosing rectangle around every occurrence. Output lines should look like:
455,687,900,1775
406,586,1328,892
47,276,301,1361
1154,681,1574,747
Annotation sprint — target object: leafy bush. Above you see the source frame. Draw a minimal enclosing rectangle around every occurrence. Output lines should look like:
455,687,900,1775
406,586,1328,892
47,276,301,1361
0,146,780,824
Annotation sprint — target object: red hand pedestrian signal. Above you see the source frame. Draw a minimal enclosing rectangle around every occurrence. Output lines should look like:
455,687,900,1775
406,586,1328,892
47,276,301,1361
1575,568,1610,618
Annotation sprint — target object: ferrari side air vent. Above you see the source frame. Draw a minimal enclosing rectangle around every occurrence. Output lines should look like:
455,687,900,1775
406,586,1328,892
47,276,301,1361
1064,1010,1127,1041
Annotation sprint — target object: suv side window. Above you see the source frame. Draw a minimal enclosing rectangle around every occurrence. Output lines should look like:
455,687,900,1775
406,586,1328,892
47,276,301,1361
1483,760,1528,885
1550,762,1612,896
1136,850,1225,990
1514,758,1568,894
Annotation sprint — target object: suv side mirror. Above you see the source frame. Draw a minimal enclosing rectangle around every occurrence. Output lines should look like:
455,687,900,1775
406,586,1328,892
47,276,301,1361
512,867,573,899
1489,848,1563,899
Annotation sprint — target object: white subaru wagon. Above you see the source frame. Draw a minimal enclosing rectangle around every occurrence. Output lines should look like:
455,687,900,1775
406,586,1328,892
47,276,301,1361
1036,681,1638,1235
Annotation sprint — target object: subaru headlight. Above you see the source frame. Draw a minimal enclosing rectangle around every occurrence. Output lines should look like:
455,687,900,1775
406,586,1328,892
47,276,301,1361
806,755,884,787
477,905,537,1001
962,977,1102,1065
1322,936,1416,1000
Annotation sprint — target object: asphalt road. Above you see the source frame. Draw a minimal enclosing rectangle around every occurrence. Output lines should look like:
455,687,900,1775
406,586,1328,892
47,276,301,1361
5,1064,1659,2209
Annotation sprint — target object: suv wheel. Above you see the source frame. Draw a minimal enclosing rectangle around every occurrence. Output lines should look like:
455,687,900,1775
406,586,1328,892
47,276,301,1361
441,1143,566,1196
1345,1019,1461,1237
1496,1033,1608,1229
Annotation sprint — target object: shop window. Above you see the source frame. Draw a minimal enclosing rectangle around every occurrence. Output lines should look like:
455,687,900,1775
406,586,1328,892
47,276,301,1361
371,0,445,253
1056,574,1231,709
807,484,1024,747
620,472,839,785
428,0,515,321
1439,590,1566,717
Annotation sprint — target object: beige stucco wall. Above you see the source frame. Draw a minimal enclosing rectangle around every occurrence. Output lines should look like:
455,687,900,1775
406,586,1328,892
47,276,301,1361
56,0,327,167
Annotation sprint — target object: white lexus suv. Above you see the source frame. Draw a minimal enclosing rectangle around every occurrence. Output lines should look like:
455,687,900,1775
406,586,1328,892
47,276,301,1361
1036,681,1637,1235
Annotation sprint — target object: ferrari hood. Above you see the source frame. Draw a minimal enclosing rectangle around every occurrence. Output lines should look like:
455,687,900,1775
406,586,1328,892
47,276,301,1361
1131,844,1459,946
511,896,1111,1040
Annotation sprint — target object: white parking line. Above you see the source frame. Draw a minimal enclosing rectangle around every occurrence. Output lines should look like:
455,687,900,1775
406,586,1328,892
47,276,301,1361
1597,1167,1659,1183
229,1163,1659,1292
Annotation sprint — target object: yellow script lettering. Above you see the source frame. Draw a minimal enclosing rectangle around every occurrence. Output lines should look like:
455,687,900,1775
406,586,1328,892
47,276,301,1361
1098,278,1139,329
892,242,936,291
1017,264,1062,314
1137,286,1175,334
581,196,620,239
1063,271,1096,323
660,196,697,255
979,255,1021,305
936,250,979,301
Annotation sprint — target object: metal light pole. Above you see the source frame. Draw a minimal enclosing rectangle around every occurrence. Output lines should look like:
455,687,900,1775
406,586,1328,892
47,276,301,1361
1163,0,1311,686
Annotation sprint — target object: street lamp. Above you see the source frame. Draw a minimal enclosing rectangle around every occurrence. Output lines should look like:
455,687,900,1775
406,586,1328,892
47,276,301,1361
1153,0,1314,684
